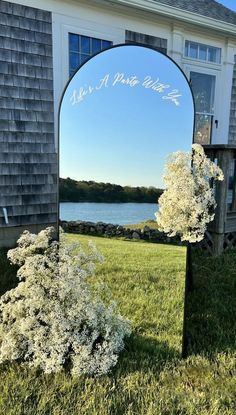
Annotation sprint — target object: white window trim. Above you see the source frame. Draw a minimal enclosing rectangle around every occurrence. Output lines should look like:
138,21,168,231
182,34,223,50
184,40,222,66
61,24,122,88
182,56,222,70
52,13,124,150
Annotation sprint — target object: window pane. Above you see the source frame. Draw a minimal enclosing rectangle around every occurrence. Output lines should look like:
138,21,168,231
194,114,212,144
92,38,101,54
189,42,198,59
199,45,207,61
69,33,79,52
69,52,79,71
190,72,215,114
80,54,90,65
185,40,189,57
208,47,221,63
81,36,90,54
69,33,113,76
102,40,112,50
185,40,221,63
208,47,217,62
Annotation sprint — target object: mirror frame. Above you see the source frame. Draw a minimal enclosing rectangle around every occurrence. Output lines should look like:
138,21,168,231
58,43,196,357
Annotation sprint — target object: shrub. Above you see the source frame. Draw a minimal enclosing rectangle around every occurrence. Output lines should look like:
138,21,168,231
0,227,131,376
156,144,224,243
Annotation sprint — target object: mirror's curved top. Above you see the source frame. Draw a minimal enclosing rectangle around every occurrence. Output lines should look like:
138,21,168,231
60,45,194,188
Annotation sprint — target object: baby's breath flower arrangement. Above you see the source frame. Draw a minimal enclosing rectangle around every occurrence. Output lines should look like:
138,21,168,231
0,227,131,376
155,144,224,243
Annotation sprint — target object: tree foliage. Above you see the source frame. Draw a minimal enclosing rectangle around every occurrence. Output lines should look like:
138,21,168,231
59,178,163,203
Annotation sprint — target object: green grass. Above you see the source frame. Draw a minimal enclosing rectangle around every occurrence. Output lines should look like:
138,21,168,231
75,234,186,351
186,248,236,356
124,219,160,230
0,238,235,415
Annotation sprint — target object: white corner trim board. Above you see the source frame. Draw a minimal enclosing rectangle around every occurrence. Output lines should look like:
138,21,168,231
2,208,9,225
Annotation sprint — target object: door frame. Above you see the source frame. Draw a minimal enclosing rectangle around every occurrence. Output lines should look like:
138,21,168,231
183,64,221,144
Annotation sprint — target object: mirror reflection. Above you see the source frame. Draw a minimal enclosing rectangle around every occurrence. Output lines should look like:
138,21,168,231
59,45,194,355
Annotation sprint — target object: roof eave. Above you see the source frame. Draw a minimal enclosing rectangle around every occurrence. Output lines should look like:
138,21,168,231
103,0,236,36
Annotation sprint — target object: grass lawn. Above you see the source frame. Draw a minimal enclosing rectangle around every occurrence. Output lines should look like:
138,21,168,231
124,219,160,230
0,235,235,415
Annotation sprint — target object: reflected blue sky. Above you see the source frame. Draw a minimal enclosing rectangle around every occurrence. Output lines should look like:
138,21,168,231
60,45,194,188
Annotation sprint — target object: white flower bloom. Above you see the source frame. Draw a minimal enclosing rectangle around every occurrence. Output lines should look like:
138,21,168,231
0,228,131,376
155,144,224,243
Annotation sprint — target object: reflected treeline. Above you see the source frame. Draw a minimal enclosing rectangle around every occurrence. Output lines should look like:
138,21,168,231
59,178,163,203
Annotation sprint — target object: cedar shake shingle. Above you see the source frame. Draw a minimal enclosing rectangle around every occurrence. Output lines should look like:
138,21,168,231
0,0,57,230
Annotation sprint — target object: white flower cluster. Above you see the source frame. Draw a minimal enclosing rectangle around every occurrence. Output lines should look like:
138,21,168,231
0,228,131,376
155,144,224,243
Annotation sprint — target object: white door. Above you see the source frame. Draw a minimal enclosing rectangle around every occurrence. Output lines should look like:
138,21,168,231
184,66,219,144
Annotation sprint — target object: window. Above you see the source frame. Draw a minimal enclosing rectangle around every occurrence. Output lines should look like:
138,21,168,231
190,72,216,144
69,33,112,77
185,41,221,64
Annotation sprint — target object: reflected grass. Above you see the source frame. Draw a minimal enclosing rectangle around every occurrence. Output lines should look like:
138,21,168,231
73,234,186,352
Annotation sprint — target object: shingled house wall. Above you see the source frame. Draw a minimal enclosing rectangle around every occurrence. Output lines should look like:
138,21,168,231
125,30,167,53
229,56,236,145
0,0,57,247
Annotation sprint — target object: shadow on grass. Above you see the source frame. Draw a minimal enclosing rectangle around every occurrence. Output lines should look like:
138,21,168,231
185,248,236,355
0,249,18,296
113,333,179,377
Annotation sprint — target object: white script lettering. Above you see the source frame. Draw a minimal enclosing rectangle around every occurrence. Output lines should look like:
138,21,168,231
113,73,140,87
96,74,110,90
142,76,170,93
70,86,94,104
162,89,182,106
70,73,181,107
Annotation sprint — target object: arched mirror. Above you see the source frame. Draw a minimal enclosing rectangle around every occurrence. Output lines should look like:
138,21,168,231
59,45,194,357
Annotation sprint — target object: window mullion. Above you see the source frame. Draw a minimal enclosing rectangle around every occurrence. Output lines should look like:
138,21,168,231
185,40,221,64
69,33,112,77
